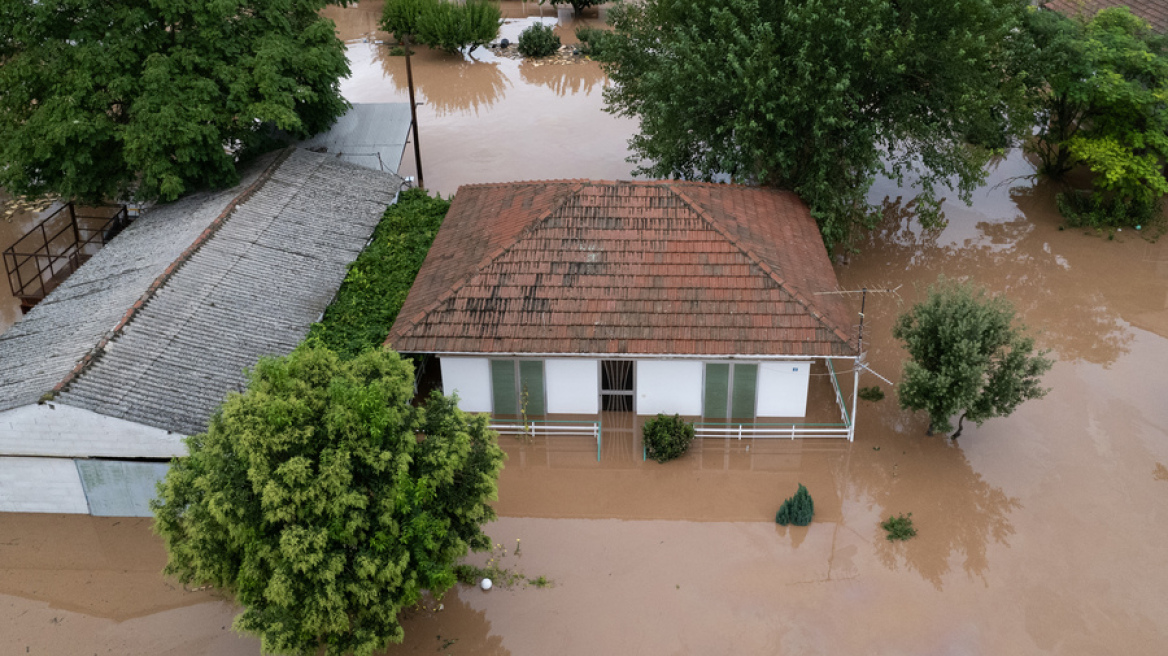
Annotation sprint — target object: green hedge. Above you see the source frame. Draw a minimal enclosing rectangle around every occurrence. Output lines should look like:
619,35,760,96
308,188,449,357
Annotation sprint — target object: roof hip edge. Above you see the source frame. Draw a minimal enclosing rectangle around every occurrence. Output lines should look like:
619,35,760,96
666,185,856,352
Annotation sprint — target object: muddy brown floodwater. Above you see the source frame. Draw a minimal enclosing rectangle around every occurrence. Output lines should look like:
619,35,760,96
4,2,1168,654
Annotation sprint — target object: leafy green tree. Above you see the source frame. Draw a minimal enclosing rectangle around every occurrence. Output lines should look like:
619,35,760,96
382,0,439,44
1027,7,1168,212
382,0,500,55
545,0,598,18
0,0,352,203
597,0,1036,250
893,278,1053,438
152,345,505,656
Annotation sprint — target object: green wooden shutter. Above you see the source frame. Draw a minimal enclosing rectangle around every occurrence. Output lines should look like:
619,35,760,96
703,363,729,419
519,360,545,416
491,360,517,415
731,363,758,420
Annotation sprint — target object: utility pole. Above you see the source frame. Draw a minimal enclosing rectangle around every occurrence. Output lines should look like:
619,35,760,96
404,36,424,190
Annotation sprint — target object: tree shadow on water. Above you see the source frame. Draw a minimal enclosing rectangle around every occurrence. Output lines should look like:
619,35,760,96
375,47,511,117
383,589,509,655
851,433,1021,590
519,59,605,97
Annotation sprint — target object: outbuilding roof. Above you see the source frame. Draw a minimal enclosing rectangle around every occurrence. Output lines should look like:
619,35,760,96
0,148,402,434
387,180,856,358
1044,0,1168,32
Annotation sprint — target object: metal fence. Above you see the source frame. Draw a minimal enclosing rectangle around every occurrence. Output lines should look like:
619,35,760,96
489,419,603,461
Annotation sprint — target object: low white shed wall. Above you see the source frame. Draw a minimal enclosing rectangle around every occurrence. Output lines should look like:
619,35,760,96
636,360,703,415
545,359,599,414
0,457,89,514
0,403,185,458
440,357,492,413
757,361,812,417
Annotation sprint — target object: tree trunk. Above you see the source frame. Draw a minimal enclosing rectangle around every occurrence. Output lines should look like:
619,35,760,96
950,413,967,440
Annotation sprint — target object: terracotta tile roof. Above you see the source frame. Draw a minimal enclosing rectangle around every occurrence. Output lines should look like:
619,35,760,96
1044,0,1168,32
387,180,856,358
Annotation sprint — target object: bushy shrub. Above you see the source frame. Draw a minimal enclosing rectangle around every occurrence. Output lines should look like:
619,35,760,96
518,23,561,57
858,385,885,402
381,0,439,43
1056,190,1161,234
404,0,500,54
642,413,695,463
775,484,814,526
881,513,917,541
575,26,614,59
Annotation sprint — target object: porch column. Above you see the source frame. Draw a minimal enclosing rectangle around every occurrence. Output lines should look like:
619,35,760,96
849,356,860,442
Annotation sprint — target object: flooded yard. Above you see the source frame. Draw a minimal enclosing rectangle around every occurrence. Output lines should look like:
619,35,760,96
4,2,1168,654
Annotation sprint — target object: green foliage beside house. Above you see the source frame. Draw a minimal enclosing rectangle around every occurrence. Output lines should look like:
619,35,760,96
382,0,501,55
308,188,450,358
152,345,506,656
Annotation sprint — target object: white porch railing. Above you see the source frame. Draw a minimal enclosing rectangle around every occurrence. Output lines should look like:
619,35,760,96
692,422,851,440
826,359,853,432
489,419,602,461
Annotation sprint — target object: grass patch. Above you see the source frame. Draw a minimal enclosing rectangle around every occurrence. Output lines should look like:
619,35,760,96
881,513,917,541
307,188,449,357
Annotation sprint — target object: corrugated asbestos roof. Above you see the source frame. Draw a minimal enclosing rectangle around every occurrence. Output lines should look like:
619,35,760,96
387,180,856,358
1044,0,1168,32
0,149,401,435
299,103,413,173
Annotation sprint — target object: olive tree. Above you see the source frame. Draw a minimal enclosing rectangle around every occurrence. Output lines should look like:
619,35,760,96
152,345,505,656
893,278,1053,438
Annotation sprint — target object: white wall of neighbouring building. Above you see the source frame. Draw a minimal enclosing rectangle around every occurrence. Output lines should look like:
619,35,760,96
757,361,812,417
636,360,703,415
0,457,89,514
0,403,185,459
440,357,492,413
545,359,599,415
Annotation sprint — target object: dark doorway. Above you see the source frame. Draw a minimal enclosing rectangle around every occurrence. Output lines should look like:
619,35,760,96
601,360,634,412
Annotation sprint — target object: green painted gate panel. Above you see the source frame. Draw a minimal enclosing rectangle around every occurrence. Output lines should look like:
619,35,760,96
519,360,546,415
731,363,758,419
491,360,517,415
703,363,729,419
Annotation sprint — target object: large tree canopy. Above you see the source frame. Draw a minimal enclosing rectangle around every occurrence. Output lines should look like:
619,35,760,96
152,346,506,656
598,0,1035,250
0,0,352,203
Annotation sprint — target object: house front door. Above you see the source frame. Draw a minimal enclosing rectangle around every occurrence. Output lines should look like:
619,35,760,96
600,360,634,412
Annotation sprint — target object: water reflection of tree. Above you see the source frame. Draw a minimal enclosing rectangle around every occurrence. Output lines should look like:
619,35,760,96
392,590,509,655
375,49,510,117
858,187,1133,366
518,59,605,97
851,431,1021,590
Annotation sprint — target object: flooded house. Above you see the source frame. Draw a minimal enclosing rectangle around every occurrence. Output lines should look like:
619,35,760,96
0,148,404,515
387,180,862,453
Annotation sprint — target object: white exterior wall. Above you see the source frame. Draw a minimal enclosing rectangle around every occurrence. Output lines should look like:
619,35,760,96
545,359,599,414
636,360,704,415
0,403,185,458
757,361,812,417
0,457,89,514
440,357,492,413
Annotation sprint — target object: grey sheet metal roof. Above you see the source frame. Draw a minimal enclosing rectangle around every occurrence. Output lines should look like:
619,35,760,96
299,103,413,173
1,148,401,435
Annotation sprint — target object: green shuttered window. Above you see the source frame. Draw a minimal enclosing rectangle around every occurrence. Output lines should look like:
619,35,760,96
703,362,758,420
491,360,545,416
731,363,758,419
519,361,545,415
703,363,729,419
491,360,517,415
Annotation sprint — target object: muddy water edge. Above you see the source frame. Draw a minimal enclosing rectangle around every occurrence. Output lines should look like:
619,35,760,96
3,1,1168,654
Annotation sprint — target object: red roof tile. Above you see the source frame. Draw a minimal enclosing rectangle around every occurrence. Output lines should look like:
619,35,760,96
1044,0,1168,32
387,181,857,357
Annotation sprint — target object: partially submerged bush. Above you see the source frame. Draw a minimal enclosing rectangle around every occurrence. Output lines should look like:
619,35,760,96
575,26,614,59
858,385,885,402
416,0,501,55
642,413,695,463
881,513,917,541
775,483,814,526
1056,190,1162,235
518,23,561,57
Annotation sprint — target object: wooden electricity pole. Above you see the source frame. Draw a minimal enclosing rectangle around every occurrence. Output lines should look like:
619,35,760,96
404,36,424,190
